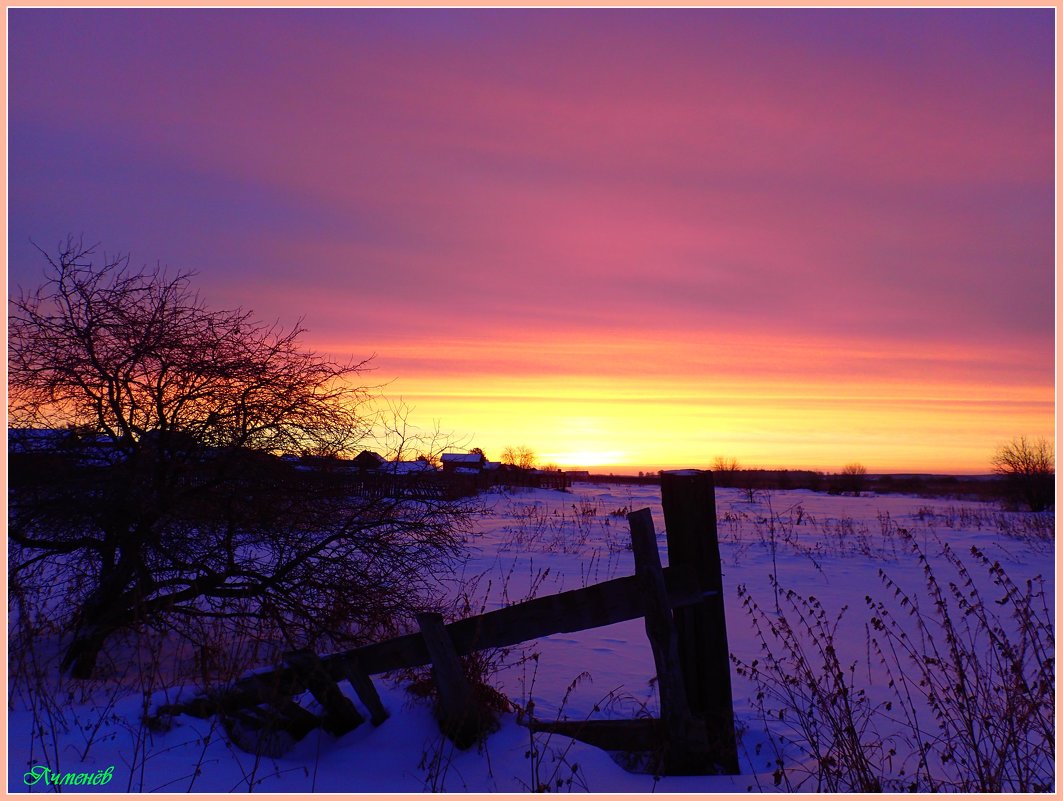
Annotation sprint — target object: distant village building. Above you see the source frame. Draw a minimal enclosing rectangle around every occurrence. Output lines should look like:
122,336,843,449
385,459,438,475
440,452,487,473
352,450,387,471
351,450,440,475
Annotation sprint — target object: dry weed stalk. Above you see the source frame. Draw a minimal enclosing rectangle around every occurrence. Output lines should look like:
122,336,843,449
734,529,1054,793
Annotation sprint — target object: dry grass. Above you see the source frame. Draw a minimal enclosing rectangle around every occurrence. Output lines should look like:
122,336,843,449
733,529,1054,792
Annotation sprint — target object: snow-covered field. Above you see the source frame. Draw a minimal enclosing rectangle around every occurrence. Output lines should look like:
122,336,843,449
8,482,1054,793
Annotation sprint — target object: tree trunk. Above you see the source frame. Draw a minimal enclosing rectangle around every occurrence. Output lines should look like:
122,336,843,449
61,558,138,678
61,620,116,679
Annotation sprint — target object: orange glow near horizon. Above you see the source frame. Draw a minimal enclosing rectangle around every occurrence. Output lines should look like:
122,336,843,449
381,388,1051,475
342,328,1054,475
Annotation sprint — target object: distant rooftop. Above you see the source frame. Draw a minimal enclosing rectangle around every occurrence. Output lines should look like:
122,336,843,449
386,460,437,475
441,452,484,464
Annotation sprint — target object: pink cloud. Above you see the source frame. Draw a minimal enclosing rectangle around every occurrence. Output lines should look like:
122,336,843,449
9,9,1053,471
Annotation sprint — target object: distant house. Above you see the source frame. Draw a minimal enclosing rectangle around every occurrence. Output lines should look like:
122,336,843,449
385,459,438,475
440,452,486,473
352,450,387,471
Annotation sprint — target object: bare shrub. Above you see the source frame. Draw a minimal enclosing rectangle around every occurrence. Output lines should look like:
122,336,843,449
813,515,877,558
734,539,1054,792
9,240,472,678
511,659,594,793
990,437,1050,512
733,581,886,792
711,456,740,486
992,436,1054,512
839,463,868,496
867,539,1054,792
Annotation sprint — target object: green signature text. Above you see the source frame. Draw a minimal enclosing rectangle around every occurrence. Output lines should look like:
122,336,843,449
23,764,115,787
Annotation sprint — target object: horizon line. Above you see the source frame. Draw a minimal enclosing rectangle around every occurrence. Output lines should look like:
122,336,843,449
545,464,1000,478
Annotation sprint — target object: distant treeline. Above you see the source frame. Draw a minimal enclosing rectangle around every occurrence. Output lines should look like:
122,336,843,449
581,469,1009,503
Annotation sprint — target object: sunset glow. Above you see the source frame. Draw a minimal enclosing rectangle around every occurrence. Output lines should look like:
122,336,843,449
8,9,1054,474
375,335,1051,473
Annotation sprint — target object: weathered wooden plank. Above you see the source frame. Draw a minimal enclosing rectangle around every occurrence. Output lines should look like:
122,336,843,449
417,612,491,749
160,566,711,721
660,470,739,775
342,655,389,726
284,649,365,736
326,565,705,678
629,508,710,773
527,717,663,751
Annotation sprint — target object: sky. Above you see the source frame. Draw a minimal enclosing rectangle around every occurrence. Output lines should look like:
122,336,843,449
7,8,1055,474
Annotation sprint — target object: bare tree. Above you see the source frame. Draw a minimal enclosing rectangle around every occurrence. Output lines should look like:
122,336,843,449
9,239,471,677
376,397,458,465
711,457,760,502
500,445,535,470
991,436,1054,512
711,456,741,487
839,463,868,496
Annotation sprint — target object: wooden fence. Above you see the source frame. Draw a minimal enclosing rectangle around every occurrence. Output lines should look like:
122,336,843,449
155,470,737,775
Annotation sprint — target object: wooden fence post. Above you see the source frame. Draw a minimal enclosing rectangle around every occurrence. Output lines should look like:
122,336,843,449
659,469,739,774
628,508,711,774
416,612,492,749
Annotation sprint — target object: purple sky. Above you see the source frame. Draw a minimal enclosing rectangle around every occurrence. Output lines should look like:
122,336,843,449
8,9,1055,471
